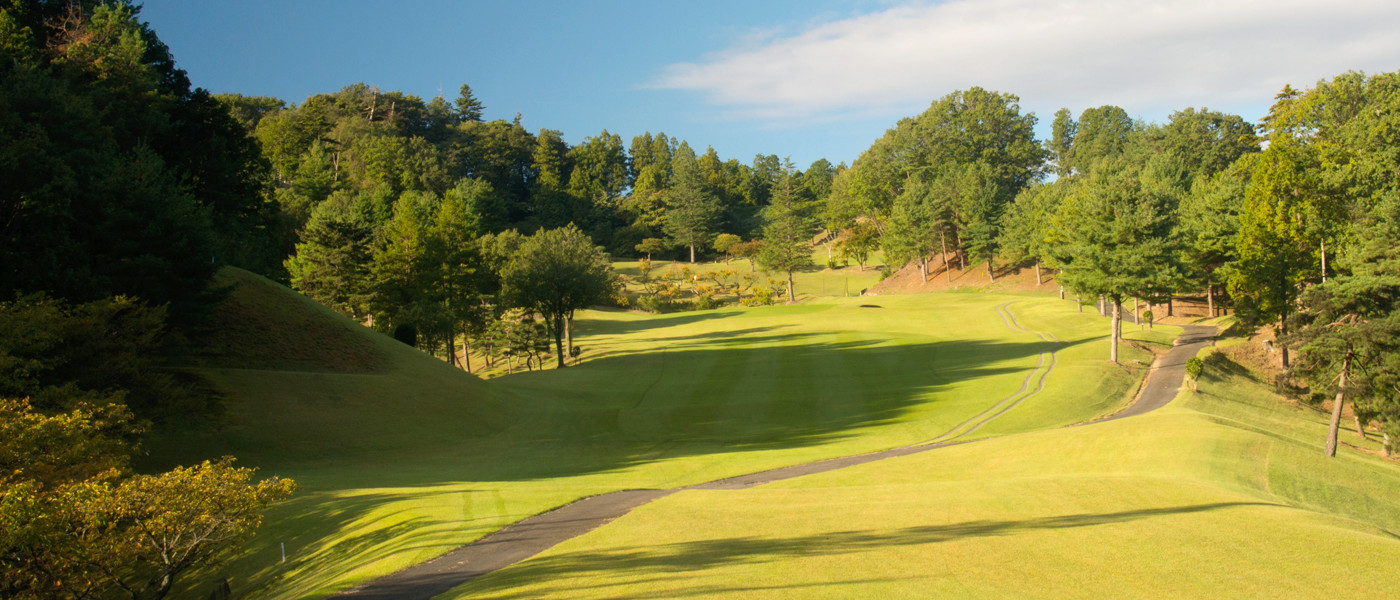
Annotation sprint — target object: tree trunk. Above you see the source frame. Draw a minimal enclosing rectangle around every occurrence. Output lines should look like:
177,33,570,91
1321,239,1328,283
1035,261,1041,286
918,258,927,283
1279,313,1290,369
1110,299,1121,363
461,330,472,373
1076,296,1082,312
786,271,795,303
1384,432,1392,458
1134,298,1140,329
1167,296,1174,317
1059,285,1064,300
986,258,994,283
447,332,459,368
1207,282,1214,317
1325,352,1350,457
689,243,695,264
940,230,951,283
1354,413,1367,439
565,315,574,365
552,314,566,369
1098,295,1105,316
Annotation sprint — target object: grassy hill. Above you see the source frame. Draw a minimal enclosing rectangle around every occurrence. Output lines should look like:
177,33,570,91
147,267,1398,599
149,267,1166,598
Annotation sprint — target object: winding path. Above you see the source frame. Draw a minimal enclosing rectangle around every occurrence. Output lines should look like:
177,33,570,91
332,306,1214,600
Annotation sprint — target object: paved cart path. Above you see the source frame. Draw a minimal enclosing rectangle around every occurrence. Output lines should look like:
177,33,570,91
332,309,1214,600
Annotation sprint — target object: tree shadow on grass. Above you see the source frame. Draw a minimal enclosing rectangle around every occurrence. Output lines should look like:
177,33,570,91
421,333,1089,484
457,501,1279,599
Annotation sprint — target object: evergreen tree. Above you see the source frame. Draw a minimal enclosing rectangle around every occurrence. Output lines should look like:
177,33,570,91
285,192,376,319
883,178,940,282
663,144,721,263
1286,197,1400,457
1049,160,1183,363
759,161,815,302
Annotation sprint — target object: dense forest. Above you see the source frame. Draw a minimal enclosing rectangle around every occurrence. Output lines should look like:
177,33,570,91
4,0,1400,597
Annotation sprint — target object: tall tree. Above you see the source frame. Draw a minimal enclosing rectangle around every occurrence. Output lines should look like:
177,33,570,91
285,192,377,319
1049,160,1183,362
759,161,815,301
883,178,940,282
1229,143,1324,369
1286,197,1400,457
454,83,485,123
663,144,721,262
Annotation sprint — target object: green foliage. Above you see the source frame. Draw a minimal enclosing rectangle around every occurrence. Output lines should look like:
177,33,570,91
1048,160,1183,361
1001,180,1068,270
1184,356,1203,390
712,233,742,258
663,144,722,262
0,1,276,310
835,220,879,270
883,178,940,275
286,192,377,319
501,225,619,367
759,163,816,301
635,237,667,259
1228,143,1323,330
0,295,207,422
1285,197,1400,454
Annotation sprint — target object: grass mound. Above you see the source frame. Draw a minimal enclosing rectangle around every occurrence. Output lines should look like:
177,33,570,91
191,268,386,373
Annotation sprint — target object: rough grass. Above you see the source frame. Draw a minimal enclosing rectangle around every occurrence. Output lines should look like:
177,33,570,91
441,346,1400,599
149,268,1156,599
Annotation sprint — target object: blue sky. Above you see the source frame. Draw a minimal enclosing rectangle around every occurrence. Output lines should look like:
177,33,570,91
138,0,1400,169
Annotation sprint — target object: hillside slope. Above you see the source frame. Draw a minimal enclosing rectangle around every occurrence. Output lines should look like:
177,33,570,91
146,273,1160,599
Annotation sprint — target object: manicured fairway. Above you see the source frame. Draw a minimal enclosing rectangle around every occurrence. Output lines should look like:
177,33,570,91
440,348,1400,599
150,269,1161,598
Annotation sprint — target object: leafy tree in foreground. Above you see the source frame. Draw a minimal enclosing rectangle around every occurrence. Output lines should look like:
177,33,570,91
501,225,618,368
0,398,295,600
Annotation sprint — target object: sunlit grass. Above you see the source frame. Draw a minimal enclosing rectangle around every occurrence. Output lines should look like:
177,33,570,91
443,346,1400,599
151,268,1154,599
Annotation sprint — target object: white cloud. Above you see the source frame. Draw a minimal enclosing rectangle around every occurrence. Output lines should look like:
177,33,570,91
652,0,1400,125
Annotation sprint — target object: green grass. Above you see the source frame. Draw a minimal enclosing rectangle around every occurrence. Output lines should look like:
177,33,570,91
441,347,1400,599
149,268,1157,599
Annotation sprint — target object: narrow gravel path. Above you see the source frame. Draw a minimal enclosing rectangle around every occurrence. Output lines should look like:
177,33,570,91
331,309,1212,599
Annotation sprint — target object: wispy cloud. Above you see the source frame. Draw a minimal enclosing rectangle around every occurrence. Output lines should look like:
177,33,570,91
652,0,1400,125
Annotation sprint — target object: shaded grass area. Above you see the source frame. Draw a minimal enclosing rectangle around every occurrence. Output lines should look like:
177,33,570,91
445,345,1400,599
146,270,1150,599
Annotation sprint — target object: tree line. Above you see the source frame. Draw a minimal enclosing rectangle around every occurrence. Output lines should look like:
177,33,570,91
5,2,1400,595
1,3,294,598
824,80,1400,458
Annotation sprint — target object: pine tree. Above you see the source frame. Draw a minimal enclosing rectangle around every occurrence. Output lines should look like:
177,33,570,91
1049,160,1182,362
759,161,815,302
